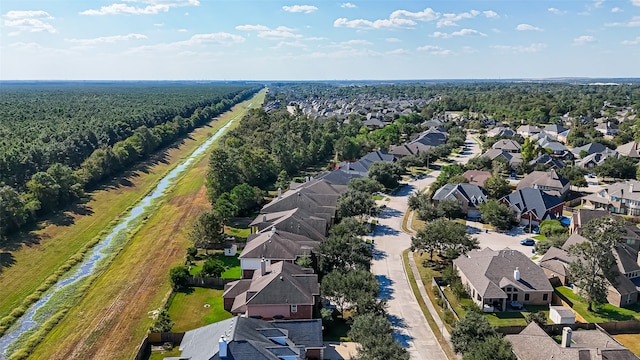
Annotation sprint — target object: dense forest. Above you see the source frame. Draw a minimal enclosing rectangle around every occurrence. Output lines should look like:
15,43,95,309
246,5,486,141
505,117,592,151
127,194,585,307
0,82,261,238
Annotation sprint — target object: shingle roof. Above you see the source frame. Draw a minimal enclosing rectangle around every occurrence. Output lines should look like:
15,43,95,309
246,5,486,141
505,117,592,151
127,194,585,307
178,316,323,360
453,247,552,299
571,142,612,157
241,229,320,261
462,170,492,187
250,208,327,241
501,187,564,221
616,141,640,158
528,153,566,169
506,322,636,360
517,125,542,134
492,139,521,152
432,183,488,207
516,170,569,193
544,124,568,134
314,169,362,186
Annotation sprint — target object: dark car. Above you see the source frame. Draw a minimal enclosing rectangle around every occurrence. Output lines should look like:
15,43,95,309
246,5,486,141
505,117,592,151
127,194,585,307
520,238,535,246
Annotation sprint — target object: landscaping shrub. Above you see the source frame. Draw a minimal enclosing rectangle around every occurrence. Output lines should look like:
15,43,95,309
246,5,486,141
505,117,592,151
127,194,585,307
451,281,467,300
443,308,456,325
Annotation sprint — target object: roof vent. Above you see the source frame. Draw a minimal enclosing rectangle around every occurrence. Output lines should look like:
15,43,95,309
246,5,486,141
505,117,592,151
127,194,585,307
271,227,277,235
514,267,521,281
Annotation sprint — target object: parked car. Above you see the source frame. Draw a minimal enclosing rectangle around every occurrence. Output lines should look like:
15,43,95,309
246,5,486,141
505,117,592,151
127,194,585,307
520,238,535,246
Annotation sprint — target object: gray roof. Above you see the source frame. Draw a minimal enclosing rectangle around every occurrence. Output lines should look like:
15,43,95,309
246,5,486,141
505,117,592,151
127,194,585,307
486,127,516,138
314,169,362,186
250,208,327,241
177,316,322,360
506,322,637,360
241,228,320,261
454,247,553,299
492,139,521,152
616,141,640,158
539,139,568,153
261,179,345,220
481,149,523,166
501,187,564,221
432,183,488,207
571,142,612,157
516,170,569,193
528,153,566,169
576,151,618,167
517,125,542,134
544,124,568,134
337,150,396,174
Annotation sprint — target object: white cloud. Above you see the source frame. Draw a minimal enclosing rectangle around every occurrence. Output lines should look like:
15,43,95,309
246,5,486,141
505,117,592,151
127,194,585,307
432,28,486,39
2,10,56,35
66,33,147,46
573,35,596,45
129,32,244,52
386,48,409,55
516,23,542,31
611,7,623,12
622,36,640,45
462,46,477,53
548,7,566,14
633,0,640,6
483,10,499,18
282,5,318,14
236,24,302,40
594,0,605,8
436,9,498,27
605,16,640,27
273,41,307,49
81,0,199,16
340,3,357,8
492,43,547,53
417,45,453,55
154,23,164,27
386,37,401,43
334,7,439,30
178,28,188,32
339,39,372,46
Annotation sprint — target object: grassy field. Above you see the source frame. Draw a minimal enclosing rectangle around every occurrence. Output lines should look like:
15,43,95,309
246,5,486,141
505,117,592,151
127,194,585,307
24,91,265,360
555,286,640,322
167,287,231,332
613,334,640,356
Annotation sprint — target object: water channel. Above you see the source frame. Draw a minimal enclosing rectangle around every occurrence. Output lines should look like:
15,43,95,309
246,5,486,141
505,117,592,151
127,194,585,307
0,112,242,357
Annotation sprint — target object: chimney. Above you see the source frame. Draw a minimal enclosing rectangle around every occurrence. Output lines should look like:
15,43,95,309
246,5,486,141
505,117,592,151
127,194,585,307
271,226,277,235
277,187,282,199
561,327,572,348
219,336,228,357
260,257,266,276
514,267,521,281
630,183,635,193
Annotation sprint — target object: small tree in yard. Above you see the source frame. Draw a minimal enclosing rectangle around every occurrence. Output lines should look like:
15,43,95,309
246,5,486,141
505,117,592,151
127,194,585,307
170,265,190,290
188,210,226,252
525,311,547,326
451,310,497,353
483,173,511,199
150,308,174,333
411,218,479,260
437,199,463,220
348,313,409,360
539,219,567,238
463,335,516,360
367,161,403,189
336,189,375,219
569,216,625,311
200,259,226,277
321,270,378,314
479,199,517,231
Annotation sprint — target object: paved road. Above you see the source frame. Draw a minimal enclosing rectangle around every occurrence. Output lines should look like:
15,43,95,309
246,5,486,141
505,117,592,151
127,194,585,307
369,133,481,359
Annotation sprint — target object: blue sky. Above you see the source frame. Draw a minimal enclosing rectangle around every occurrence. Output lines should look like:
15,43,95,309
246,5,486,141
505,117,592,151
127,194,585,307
1,0,639,80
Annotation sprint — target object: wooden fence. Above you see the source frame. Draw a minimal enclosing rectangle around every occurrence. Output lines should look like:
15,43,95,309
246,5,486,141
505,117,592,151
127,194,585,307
186,276,240,288
431,277,460,321
133,332,186,360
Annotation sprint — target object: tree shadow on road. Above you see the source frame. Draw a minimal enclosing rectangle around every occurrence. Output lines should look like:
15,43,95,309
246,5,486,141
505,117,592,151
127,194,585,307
377,208,402,219
376,275,394,300
392,330,414,348
387,314,408,329
374,224,400,236
372,248,387,261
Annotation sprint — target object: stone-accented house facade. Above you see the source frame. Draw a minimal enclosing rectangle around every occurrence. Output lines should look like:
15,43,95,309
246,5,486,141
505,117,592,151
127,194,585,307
580,180,640,216
453,248,553,312
500,187,564,227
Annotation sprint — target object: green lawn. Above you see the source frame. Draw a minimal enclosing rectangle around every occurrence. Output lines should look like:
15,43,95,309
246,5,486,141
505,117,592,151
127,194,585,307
484,305,550,326
614,334,640,356
555,286,640,322
225,226,251,239
167,287,232,332
533,235,547,241
149,347,182,360
323,317,351,342
189,251,241,278
372,195,384,201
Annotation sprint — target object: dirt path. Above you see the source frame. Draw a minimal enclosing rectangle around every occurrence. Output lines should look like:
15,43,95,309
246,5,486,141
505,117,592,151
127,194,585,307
27,93,263,360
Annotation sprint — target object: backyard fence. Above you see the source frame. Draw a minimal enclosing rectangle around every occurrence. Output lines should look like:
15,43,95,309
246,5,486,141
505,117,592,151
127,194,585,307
133,332,186,360
431,277,460,321
186,276,240,288
133,337,150,360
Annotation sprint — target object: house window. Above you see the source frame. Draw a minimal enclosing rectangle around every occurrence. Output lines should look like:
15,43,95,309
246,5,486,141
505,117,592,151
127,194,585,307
512,294,518,301
290,305,298,313
626,294,633,305
543,294,549,301
524,294,530,301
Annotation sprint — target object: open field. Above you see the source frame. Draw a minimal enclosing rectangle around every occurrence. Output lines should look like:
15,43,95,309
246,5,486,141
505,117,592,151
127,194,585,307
167,287,231,332
613,334,640,356
22,91,265,360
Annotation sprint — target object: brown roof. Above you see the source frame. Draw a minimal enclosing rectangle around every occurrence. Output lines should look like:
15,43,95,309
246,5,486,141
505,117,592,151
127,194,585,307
462,170,492,187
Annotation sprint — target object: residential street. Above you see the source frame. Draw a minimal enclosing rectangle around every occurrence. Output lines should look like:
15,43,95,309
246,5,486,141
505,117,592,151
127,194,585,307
369,134,480,359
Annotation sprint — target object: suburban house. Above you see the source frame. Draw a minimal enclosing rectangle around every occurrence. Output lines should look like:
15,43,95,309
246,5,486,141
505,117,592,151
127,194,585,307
517,124,542,138
580,180,640,216
223,261,320,320
337,150,396,176
261,179,345,226
596,121,619,138
172,316,324,360
528,153,566,170
557,129,570,144
389,129,447,157
570,142,615,159
462,170,492,187
575,151,618,169
491,139,521,153
542,233,640,308
239,227,320,278
516,169,570,199
506,322,637,360
616,141,640,158
314,168,362,186
249,209,327,242
486,127,516,138
453,248,553,312
431,183,488,218
568,208,640,250
501,187,564,227
543,124,568,139
537,139,571,159
481,149,523,169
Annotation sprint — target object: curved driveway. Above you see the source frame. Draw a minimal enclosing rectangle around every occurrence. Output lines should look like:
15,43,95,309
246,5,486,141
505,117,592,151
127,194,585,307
370,135,480,359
